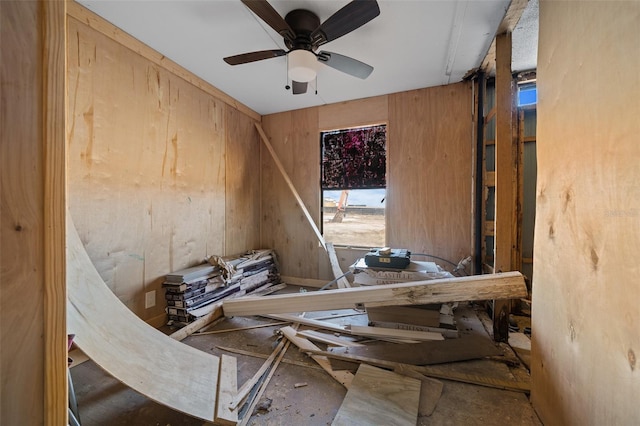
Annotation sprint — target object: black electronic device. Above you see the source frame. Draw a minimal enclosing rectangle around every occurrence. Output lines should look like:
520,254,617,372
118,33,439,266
364,247,411,269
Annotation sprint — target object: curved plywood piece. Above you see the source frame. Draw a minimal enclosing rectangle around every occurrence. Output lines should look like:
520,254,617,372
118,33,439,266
66,216,219,422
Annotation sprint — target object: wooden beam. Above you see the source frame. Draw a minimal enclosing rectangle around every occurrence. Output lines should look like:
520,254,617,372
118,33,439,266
254,123,327,251
223,272,527,316
348,325,444,342
493,32,517,342
44,1,67,424
327,242,351,288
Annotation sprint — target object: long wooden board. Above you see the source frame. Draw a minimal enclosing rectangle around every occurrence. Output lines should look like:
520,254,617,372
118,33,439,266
328,334,501,366
332,364,421,426
66,217,220,422
223,272,527,316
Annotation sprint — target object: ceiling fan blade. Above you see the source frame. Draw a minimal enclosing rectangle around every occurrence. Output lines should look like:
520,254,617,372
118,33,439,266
311,0,380,46
317,51,373,79
224,49,286,65
291,81,308,95
241,0,295,41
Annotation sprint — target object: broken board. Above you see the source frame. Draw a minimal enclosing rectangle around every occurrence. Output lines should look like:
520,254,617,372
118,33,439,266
66,216,220,422
332,363,421,426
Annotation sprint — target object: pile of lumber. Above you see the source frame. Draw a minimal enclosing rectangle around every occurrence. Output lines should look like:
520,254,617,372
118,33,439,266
211,271,529,425
164,250,282,326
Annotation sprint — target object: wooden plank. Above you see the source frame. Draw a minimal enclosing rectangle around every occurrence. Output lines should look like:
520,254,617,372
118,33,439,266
67,217,219,422
238,340,290,426
366,305,441,328
43,1,67,424
332,364,421,426
231,337,287,410
265,314,349,333
309,350,531,394
2,3,51,423
255,122,326,251
297,330,364,348
215,355,238,426
349,325,444,341
328,334,501,366
66,1,260,121
327,242,351,288
280,275,328,288
493,32,516,342
281,326,354,389
216,346,324,371
223,272,527,316
391,367,443,417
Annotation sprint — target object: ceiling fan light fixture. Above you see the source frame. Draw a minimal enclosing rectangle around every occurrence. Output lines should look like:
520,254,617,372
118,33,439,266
288,49,317,82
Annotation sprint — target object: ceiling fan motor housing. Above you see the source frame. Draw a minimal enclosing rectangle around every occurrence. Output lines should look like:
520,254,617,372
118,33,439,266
284,9,320,51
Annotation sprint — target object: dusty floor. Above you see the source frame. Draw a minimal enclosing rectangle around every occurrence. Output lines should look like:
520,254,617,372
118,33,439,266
70,290,541,426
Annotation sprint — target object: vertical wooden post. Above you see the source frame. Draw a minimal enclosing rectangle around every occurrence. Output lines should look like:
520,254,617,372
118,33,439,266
493,32,516,341
43,1,67,424
1,1,66,424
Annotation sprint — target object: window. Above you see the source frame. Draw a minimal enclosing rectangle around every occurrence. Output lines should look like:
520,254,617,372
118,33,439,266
321,124,387,247
518,83,537,106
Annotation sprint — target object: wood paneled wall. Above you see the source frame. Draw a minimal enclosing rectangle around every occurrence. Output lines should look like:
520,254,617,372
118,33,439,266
1,1,67,424
532,1,640,424
387,84,474,264
66,8,261,322
261,83,474,278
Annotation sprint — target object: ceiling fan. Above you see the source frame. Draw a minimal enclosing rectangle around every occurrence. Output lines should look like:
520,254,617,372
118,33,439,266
224,0,380,94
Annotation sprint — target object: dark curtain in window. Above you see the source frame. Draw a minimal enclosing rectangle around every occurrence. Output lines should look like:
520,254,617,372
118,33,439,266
321,125,386,190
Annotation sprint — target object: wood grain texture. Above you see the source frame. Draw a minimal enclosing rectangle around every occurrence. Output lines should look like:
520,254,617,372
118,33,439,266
327,242,350,288
67,217,219,421
349,325,444,341
225,109,261,254
66,0,260,121
260,109,323,278
532,2,640,424
66,16,260,321
43,1,68,424
281,326,354,388
318,95,388,131
387,83,474,266
0,1,54,425
262,85,473,280
215,354,238,426
332,363,420,426
224,272,526,316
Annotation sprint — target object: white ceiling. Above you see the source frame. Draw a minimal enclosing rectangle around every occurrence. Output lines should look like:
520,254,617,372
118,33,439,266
77,0,538,116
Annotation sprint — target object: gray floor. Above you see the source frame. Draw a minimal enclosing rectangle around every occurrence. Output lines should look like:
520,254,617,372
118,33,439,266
70,300,542,425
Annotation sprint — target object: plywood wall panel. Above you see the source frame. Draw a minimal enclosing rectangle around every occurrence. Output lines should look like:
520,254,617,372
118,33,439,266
66,17,254,320
319,95,388,131
531,2,640,424
225,108,261,254
1,2,46,423
262,86,473,278
261,108,321,278
387,83,473,265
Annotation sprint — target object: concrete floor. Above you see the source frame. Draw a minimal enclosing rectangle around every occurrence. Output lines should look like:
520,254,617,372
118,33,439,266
70,299,542,426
